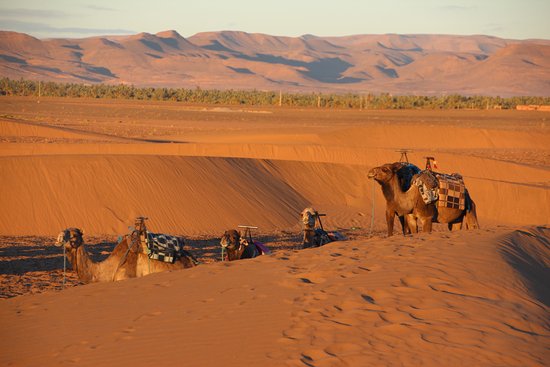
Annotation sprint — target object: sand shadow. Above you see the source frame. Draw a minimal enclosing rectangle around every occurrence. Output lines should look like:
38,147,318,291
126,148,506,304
0,240,116,275
499,226,550,308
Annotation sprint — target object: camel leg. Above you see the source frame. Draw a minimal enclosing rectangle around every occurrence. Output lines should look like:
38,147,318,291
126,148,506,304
397,215,411,236
421,217,432,233
405,214,418,234
386,210,394,236
448,222,462,231
464,212,479,229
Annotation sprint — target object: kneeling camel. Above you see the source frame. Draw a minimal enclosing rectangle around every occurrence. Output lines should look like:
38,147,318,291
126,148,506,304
55,227,197,283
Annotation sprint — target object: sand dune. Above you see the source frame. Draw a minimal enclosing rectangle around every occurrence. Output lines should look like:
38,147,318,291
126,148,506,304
1,100,549,235
1,227,548,366
0,97,549,366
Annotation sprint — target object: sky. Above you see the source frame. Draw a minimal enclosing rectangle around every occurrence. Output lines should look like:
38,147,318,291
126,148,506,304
0,0,549,40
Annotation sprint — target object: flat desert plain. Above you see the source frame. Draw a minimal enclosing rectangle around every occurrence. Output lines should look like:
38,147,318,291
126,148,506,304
0,97,549,366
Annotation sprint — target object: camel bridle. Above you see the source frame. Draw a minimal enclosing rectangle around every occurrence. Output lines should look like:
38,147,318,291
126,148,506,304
55,228,83,289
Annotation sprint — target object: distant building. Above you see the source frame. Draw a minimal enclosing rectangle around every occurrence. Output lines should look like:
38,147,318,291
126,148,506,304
516,105,550,111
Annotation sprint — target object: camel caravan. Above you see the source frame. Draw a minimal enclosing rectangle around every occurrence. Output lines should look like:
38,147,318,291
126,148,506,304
54,155,478,284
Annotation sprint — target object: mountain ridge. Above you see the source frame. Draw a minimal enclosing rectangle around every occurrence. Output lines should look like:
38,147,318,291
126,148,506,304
1,30,549,96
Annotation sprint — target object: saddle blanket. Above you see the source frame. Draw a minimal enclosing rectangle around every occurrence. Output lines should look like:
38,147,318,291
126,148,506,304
253,241,271,255
146,232,184,263
434,173,466,210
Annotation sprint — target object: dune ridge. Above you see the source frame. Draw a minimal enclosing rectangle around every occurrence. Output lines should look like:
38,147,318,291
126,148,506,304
1,100,549,235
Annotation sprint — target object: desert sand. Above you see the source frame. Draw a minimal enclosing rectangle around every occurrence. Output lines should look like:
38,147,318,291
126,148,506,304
0,96,549,366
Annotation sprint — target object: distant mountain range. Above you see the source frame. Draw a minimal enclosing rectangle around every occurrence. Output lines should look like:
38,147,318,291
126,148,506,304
1,30,549,96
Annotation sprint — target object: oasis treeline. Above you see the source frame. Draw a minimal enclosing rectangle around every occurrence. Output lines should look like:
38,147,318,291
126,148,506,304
1,78,548,110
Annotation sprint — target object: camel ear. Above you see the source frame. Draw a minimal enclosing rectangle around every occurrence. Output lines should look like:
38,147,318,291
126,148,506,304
390,162,402,171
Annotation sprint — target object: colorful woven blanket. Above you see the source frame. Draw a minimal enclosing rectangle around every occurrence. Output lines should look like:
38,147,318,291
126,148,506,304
434,173,466,210
146,232,184,263
414,171,466,210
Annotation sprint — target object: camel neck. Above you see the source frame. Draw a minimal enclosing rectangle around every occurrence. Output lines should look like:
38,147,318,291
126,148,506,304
379,176,401,202
380,174,417,215
67,245,96,283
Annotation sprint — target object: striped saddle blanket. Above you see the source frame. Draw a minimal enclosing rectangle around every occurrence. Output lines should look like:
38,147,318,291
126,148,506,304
146,232,184,263
414,171,466,210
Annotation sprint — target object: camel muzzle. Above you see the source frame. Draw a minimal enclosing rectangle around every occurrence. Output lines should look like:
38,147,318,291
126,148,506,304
54,232,65,247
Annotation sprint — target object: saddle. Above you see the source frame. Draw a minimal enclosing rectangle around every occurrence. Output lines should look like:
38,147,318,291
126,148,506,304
414,170,466,210
238,238,271,257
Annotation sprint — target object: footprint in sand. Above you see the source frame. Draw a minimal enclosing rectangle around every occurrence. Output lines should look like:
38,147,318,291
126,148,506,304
361,294,375,304
282,325,310,341
112,326,137,341
324,342,363,356
300,349,335,365
133,310,163,322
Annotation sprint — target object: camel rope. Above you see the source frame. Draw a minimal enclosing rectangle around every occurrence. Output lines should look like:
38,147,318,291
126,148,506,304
62,244,66,289
370,179,376,233
113,231,139,281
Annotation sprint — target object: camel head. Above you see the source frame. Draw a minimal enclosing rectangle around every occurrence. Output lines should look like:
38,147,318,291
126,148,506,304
220,229,247,261
368,163,399,183
301,207,317,229
368,162,420,191
55,228,84,250
220,229,240,250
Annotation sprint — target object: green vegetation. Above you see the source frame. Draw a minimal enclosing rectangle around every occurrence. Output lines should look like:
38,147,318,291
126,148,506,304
1,77,548,109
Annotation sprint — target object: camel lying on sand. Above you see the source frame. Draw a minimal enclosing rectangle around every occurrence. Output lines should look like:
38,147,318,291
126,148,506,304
301,208,332,248
55,226,197,283
220,229,269,261
368,162,479,236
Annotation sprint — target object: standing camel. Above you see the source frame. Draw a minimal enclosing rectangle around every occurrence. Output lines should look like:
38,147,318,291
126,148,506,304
55,227,197,283
368,162,421,236
368,162,478,236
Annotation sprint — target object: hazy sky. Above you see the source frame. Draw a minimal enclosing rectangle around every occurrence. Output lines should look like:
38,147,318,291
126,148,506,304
1,0,549,40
